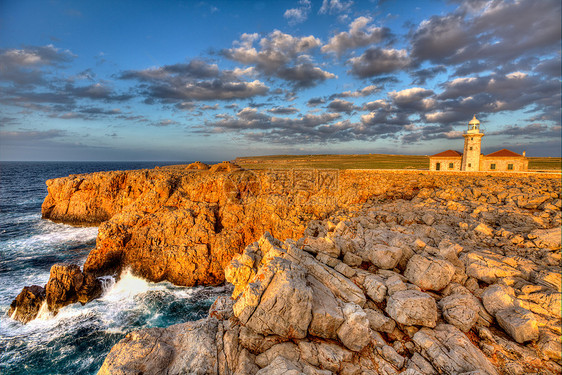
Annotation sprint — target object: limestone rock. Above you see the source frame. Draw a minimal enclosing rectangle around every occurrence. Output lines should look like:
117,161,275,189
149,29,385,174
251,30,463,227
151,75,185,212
307,275,345,339
289,245,366,307
343,252,362,267
386,290,438,328
362,274,387,302
8,285,46,323
413,324,497,375
362,244,402,270
365,308,395,333
496,307,539,344
46,263,102,314
381,345,405,369
239,326,285,354
303,237,340,258
316,342,353,373
256,342,300,368
439,293,480,332
256,355,303,375
98,318,221,375
404,254,455,291
243,259,313,339
481,284,515,317
337,303,371,352
98,327,175,375
538,329,562,361
385,274,407,296
463,252,522,284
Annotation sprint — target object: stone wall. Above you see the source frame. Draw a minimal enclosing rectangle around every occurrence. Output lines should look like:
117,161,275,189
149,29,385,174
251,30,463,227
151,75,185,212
429,157,462,171
480,156,529,172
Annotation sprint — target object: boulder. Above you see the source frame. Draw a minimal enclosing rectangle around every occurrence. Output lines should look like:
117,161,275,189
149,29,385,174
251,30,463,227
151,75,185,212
385,274,407,296
287,245,366,307
362,274,387,302
316,342,353,373
302,237,340,258
386,290,438,328
481,284,515,317
255,342,300,368
98,319,221,375
342,252,362,267
8,285,46,323
404,255,455,291
381,345,405,369
413,324,497,375
337,303,370,352
362,244,403,270
307,276,345,339
47,263,102,313
496,307,539,344
365,308,395,333
439,293,480,332
256,356,303,375
463,252,522,284
243,259,313,339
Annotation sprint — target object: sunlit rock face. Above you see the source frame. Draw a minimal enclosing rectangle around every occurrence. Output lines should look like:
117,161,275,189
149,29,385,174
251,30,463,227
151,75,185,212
12,164,561,330
40,165,560,291
100,218,561,374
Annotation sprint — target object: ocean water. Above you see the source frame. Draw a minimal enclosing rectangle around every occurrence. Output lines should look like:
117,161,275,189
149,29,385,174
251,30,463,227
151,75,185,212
0,162,228,375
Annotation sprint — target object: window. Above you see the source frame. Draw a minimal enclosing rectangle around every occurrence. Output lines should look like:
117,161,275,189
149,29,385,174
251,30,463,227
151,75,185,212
470,146,473,150
490,164,496,170
468,163,471,167
508,164,513,170
436,163,441,171
471,137,473,140
449,163,454,169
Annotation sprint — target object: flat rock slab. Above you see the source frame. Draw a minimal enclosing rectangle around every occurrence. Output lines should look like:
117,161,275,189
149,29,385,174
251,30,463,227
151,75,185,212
496,307,539,344
386,289,438,327
413,324,498,375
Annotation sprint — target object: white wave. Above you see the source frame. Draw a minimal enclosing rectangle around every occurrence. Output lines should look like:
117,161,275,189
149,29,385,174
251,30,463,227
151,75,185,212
2,223,98,254
35,301,52,321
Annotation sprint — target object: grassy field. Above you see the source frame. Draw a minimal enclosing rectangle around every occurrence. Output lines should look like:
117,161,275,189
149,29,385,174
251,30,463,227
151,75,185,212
236,154,561,171
528,157,562,171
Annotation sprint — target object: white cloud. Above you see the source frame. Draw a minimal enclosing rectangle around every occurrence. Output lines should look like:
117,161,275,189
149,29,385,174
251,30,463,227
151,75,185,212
322,17,389,56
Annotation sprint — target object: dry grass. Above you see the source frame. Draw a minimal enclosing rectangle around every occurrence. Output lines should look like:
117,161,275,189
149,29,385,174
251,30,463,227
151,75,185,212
528,157,562,171
236,154,561,171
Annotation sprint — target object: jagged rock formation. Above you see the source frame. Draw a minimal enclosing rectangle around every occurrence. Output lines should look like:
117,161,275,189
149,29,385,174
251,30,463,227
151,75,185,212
9,263,101,322
99,220,561,374
8,285,46,323
12,166,560,328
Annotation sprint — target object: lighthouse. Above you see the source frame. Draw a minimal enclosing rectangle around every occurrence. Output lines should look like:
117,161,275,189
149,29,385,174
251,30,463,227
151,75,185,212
461,115,484,171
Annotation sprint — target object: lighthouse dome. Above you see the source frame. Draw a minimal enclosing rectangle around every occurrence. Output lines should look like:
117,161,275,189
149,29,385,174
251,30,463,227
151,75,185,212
469,115,480,126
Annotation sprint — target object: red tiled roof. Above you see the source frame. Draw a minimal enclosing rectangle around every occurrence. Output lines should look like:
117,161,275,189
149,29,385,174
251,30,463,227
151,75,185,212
430,150,462,157
485,149,523,157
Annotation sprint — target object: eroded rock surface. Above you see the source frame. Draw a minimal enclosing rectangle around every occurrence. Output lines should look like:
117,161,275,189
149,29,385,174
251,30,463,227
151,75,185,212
100,210,562,375
11,165,562,374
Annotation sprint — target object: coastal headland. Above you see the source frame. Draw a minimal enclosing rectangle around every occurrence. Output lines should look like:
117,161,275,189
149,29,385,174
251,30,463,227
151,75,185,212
9,161,562,374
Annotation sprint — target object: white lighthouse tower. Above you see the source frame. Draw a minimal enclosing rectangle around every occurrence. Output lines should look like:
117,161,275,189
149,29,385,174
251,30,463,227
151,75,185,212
461,115,484,171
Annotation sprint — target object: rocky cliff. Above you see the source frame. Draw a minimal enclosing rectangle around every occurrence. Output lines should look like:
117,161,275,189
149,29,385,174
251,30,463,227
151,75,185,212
11,165,561,331
40,166,560,288
9,163,561,372
98,206,561,374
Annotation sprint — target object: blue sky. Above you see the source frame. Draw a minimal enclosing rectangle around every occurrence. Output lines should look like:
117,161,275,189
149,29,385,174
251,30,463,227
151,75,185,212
0,0,560,161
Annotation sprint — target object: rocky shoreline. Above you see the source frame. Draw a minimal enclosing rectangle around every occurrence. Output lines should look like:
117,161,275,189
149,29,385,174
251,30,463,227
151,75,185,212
8,163,561,374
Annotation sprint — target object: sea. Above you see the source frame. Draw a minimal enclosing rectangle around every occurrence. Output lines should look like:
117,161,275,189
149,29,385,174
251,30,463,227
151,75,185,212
0,161,228,375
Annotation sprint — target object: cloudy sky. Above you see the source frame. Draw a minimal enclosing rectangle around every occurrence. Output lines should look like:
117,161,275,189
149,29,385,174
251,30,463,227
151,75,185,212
1,0,560,161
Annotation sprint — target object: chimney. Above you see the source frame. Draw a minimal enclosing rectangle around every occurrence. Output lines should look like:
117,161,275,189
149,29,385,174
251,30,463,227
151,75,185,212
522,150,526,157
